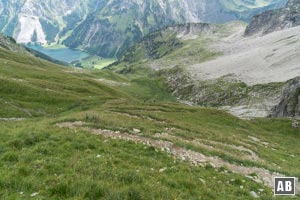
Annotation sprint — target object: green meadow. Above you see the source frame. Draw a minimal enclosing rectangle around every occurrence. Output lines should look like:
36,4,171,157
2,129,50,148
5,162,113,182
0,46,299,199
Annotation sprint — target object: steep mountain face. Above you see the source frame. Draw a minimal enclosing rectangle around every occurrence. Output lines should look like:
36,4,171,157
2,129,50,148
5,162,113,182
245,0,300,36
63,1,175,58
0,0,287,57
0,0,104,44
64,0,287,57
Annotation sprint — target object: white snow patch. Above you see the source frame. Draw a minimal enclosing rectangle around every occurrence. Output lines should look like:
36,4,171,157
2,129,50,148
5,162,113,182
16,14,47,44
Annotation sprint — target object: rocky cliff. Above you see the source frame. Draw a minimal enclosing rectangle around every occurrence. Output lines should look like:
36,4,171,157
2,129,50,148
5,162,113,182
245,0,300,36
270,77,300,118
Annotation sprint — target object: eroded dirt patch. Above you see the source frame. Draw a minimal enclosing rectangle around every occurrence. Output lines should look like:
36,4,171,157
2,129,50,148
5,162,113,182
155,132,263,163
0,118,26,121
57,121,295,190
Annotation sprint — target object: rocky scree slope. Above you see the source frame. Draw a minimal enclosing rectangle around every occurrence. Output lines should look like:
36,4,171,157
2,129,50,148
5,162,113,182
110,21,300,119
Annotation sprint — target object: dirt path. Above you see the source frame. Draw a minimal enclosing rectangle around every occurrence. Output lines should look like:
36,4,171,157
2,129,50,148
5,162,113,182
108,110,167,124
95,79,130,86
0,98,32,117
57,121,294,190
155,132,262,162
0,118,26,121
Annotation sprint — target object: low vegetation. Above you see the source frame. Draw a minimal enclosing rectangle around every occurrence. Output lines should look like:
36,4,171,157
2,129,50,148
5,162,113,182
0,41,300,199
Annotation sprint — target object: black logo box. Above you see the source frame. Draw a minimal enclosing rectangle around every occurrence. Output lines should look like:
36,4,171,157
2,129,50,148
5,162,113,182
274,177,296,196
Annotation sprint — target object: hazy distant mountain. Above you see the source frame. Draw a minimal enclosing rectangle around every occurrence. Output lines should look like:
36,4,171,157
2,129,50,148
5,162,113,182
0,0,103,43
0,0,287,57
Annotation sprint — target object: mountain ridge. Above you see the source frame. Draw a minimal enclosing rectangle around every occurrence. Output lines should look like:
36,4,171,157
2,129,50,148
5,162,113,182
0,0,288,57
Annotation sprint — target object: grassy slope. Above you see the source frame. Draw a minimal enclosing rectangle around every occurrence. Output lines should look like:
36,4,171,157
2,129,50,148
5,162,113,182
0,47,300,199
0,119,268,200
72,55,116,69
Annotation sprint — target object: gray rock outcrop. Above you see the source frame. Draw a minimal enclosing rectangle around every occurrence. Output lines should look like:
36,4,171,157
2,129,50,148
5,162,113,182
245,0,300,36
270,77,300,118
